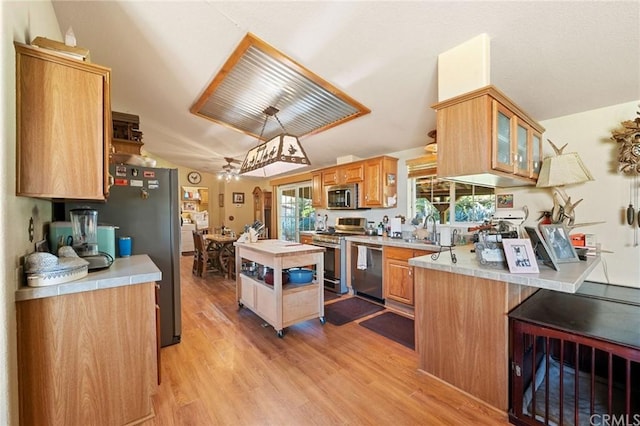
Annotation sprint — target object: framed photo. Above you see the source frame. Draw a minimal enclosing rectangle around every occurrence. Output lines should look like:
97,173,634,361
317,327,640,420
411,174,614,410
218,193,224,207
232,192,245,204
502,239,539,273
183,201,197,212
524,226,559,271
496,193,514,209
539,224,580,263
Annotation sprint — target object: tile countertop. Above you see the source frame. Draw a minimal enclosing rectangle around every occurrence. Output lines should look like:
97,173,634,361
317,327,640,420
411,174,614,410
408,245,601,293
343,236,601,293
16,254,162,302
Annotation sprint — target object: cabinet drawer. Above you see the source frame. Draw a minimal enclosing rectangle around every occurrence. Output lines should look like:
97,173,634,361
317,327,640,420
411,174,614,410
385,246,414,261
283,286,319,325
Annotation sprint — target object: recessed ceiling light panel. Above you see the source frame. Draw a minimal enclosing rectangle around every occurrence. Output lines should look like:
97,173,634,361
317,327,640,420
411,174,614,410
190,33,370,140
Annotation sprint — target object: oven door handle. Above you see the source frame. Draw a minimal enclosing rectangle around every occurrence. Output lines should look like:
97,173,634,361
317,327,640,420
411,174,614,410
311,241,339,249
354,244,383,251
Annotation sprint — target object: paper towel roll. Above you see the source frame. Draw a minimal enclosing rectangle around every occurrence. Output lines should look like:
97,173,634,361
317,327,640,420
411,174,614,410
390,217,402,235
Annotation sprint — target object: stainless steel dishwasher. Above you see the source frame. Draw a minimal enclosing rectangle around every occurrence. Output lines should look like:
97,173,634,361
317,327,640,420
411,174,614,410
351,243,384,302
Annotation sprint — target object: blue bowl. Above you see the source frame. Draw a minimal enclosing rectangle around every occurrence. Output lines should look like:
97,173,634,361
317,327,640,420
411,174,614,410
287,268,314,284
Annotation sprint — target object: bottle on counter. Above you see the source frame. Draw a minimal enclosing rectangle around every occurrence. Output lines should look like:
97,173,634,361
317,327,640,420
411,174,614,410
377,222,383,236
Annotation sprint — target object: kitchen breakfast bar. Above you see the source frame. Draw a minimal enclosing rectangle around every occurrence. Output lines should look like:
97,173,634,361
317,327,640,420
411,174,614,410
408,247,601,413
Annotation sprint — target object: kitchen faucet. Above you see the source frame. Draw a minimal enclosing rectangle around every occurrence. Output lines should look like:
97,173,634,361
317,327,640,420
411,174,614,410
424,213,438,244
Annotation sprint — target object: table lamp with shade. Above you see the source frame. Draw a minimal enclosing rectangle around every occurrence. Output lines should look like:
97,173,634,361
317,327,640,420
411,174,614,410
535,140,594,227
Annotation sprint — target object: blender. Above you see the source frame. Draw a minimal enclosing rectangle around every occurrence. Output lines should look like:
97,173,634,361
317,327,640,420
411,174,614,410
70,208,99,256
70,208,113,270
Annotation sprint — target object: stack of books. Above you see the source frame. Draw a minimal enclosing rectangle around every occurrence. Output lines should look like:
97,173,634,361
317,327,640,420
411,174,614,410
31,36,90,62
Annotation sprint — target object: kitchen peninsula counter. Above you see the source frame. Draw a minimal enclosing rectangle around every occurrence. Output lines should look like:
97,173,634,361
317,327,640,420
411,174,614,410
407,246,601,413
15,254,161,301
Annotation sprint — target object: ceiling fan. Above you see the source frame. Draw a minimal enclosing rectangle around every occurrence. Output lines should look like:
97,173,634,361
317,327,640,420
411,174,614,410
218,157,241,182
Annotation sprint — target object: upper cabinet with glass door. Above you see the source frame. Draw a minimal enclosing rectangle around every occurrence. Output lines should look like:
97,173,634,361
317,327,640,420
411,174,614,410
433,85,544,187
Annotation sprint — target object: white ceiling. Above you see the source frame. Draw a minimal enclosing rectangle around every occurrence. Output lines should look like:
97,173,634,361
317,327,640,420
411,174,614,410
51,1,640,177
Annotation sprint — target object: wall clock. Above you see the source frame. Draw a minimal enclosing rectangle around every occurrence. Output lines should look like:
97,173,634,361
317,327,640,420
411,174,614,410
611,110,640,174
187,171,202,184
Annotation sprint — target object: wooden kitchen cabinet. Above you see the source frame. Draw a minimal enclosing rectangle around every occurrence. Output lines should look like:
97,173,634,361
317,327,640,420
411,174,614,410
361,156,398,208
16,283,157,425
322,163,364,186
322,167,339,186
300,234,314,245
311,155,397,209
15,42,111,200
383,246,432,306
432,85,544,187
311,172,323,207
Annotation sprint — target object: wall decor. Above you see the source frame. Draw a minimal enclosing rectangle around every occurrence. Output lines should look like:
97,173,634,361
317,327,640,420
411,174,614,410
502,239,539,273
610,107,640,174
497,194,514,209
219,193,224,207
233,192,245,204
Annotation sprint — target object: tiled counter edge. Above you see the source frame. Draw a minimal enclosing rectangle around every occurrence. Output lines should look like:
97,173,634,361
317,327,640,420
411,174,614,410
408,247,601,293
16,254,162,301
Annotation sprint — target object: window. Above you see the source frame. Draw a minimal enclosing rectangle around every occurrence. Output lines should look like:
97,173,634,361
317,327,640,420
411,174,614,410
409,176,495,225
278,182,315,242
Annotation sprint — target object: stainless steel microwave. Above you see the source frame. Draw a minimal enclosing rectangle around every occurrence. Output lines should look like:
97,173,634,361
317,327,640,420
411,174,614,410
326,184,358,210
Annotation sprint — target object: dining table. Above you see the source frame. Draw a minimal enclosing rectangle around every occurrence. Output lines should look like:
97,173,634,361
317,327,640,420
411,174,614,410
204,233,238,277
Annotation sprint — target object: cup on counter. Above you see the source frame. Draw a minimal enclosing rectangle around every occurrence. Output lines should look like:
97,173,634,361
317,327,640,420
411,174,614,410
118,236,132,257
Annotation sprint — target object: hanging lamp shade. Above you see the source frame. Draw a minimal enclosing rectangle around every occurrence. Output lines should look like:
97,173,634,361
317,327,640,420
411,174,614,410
239,134,310,177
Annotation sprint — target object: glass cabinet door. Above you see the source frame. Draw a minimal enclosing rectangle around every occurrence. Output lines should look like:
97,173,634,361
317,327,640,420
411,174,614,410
530,132,542,179
514,122,530,176
493,102,515,173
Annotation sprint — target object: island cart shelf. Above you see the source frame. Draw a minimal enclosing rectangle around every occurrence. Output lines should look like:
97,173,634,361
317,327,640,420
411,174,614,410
234,240,325,337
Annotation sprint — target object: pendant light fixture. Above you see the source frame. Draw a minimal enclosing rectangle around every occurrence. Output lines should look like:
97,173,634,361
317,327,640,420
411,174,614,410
239,106,311,177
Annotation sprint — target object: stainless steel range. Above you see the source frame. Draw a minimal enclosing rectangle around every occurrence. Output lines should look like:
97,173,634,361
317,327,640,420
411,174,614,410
311,217,367,294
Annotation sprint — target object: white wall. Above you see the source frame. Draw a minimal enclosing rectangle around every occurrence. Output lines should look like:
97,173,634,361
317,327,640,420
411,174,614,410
508,101,640,287
1,1,62,423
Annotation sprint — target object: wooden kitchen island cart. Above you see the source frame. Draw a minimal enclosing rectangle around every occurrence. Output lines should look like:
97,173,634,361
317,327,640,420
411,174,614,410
234,240,325,337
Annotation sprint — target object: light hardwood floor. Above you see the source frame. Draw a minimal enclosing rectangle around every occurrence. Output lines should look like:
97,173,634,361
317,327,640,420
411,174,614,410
144,255,511,425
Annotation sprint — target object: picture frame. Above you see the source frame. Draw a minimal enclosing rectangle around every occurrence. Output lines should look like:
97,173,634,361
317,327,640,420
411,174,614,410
183,201,197,212
524,226,559,271
232,192,245,204
218,193,224,207
502,238,539,273
539,224,580,263
496,193,514,209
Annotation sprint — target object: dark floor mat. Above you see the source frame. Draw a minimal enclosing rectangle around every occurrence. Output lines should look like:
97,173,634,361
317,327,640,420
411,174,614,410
324,289,341,302
324,297,384,326
359,311,415,350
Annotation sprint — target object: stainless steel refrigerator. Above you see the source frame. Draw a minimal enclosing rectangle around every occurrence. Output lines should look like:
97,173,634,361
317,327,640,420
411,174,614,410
56,164,181,347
